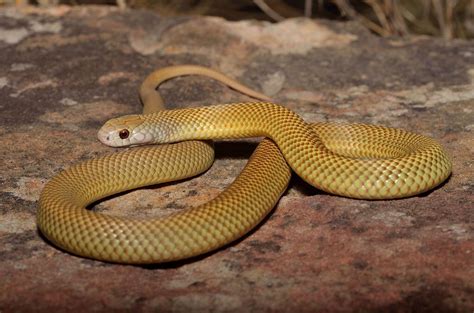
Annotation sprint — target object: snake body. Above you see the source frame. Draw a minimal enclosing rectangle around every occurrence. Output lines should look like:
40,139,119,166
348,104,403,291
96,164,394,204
38,66,289,263
99,102,451,199
38,66,452,264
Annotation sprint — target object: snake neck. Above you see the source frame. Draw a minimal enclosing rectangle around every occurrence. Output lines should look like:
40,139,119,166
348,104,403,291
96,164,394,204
141,101,326,184
143,101,321,146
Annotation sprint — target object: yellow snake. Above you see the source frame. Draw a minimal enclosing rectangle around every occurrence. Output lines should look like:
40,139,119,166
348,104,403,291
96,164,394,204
38,66,452,264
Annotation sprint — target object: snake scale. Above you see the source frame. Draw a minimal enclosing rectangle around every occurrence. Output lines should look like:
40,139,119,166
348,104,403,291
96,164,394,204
38,65,452,264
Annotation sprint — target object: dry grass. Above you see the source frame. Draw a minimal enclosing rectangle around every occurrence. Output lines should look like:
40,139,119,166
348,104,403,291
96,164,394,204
254,0,474,39
2,0,473,38
333,0,474,39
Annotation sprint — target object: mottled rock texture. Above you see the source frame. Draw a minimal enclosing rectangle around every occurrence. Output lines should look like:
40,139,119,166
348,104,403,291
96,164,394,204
1,5,473,313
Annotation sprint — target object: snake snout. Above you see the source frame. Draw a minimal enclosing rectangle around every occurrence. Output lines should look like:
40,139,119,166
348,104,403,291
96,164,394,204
97,126,120,147
97,120,132,147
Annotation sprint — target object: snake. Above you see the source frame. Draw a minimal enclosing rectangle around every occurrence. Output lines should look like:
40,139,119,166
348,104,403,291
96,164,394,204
37,66,452,264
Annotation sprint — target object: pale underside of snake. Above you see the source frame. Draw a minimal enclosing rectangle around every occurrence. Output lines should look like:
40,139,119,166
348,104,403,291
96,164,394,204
37,65,452,264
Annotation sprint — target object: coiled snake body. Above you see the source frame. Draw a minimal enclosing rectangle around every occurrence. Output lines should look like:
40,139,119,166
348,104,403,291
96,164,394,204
38,66,452,264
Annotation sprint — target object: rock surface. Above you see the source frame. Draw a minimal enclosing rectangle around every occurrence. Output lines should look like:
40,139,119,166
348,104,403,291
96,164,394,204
0,5,473,312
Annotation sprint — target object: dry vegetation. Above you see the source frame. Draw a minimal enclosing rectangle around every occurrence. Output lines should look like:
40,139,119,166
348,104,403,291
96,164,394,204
332,0,474,39
3,0,474,39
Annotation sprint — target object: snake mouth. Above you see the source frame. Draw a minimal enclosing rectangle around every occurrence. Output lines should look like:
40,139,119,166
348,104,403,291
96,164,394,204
97,126,120,147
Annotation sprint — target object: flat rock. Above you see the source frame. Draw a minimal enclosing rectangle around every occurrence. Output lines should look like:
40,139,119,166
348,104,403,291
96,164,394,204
0,5,473,312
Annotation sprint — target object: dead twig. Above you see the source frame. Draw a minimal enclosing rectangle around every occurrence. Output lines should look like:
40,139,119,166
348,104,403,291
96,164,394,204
333,0,391,36
305,0,313,17
253,0,285,21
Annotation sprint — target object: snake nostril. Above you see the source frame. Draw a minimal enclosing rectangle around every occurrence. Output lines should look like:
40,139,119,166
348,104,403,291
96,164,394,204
106,136,110,141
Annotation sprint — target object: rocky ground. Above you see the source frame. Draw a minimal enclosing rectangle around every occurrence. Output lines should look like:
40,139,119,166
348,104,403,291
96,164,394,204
0,5,473,312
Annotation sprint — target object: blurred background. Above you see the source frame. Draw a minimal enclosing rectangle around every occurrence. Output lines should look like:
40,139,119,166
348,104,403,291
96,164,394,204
2,0,473,39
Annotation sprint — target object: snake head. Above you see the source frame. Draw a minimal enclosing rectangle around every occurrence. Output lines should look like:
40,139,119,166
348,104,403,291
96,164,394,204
98,114,151,147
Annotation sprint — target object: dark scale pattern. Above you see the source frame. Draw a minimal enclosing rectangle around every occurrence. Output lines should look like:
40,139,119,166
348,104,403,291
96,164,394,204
38,138,291,263
141,101,452,199
39,101,451,264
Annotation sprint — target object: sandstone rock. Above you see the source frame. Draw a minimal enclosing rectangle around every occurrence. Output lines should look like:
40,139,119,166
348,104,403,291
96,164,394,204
0,5,473,312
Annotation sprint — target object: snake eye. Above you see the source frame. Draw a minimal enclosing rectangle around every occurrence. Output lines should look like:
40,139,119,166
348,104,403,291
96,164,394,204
119,129,130,139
